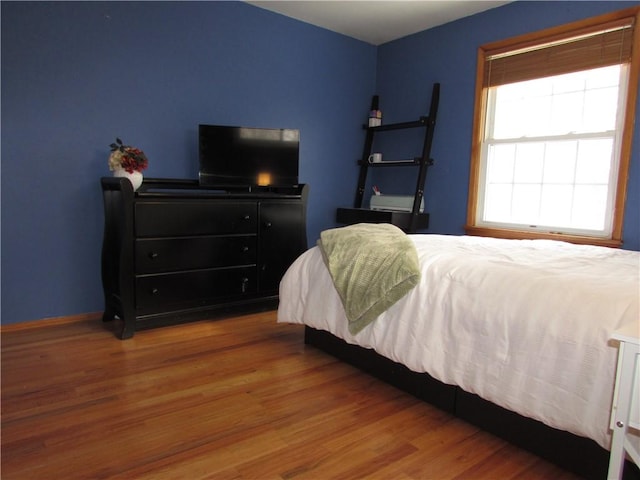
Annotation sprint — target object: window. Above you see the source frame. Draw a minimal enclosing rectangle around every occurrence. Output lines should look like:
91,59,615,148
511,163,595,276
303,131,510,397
466,7,639,247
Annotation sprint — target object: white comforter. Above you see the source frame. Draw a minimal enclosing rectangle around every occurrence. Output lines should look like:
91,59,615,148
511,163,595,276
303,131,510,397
277,234,640,449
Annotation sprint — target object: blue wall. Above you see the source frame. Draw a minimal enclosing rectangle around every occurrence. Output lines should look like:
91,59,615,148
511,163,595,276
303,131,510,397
2,1,638,325
1,1,375,324
372,1,640,250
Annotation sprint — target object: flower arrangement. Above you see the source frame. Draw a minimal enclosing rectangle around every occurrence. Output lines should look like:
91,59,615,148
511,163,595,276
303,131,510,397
108,138,149,173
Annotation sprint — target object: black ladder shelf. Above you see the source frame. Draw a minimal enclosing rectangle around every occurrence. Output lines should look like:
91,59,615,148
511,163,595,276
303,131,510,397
336,83,440,233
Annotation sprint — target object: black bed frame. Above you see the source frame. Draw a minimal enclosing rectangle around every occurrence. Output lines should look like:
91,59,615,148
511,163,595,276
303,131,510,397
304,326,640,480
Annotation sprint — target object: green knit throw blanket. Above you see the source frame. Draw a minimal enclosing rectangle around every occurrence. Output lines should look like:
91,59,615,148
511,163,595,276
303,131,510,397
318,223,421,335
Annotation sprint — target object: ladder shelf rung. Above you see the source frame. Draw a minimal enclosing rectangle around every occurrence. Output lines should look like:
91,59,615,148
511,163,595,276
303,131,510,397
362,116,429,131
357,157,434,166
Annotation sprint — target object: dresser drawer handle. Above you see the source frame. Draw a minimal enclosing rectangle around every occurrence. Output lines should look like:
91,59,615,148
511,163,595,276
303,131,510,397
148,252,159,259
241,277,249,293
242,215,251,221
151,288,159,295
242,246,249,253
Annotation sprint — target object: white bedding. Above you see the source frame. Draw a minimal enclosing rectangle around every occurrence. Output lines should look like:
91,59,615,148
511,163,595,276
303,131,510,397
277,234,640,449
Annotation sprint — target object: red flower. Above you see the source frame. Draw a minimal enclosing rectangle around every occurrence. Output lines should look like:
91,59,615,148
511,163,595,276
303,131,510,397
109,138,149,173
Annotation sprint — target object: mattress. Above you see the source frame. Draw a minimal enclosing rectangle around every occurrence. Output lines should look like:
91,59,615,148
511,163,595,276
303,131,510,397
277,234,640,449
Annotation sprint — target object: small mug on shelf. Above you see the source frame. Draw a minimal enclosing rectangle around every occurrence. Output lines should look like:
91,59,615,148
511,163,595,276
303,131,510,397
368,153,383,163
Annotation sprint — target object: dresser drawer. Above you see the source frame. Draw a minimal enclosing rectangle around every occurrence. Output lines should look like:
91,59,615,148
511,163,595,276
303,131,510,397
136,267,256,310
135,201,257,237
135,236,256,274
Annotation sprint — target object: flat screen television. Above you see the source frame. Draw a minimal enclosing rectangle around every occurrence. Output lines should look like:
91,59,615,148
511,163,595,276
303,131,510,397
198,124,299,189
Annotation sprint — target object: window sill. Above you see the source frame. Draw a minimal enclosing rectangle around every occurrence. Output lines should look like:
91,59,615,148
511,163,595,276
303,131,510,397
464,225,623,249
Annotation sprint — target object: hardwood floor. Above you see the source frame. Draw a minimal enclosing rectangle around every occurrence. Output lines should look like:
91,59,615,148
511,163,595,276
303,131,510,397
1,312,580,479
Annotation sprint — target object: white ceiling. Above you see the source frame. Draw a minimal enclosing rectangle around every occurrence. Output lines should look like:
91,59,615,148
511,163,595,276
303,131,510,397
246,1,512,45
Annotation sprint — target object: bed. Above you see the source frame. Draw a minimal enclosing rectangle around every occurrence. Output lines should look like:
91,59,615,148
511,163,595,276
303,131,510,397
277,226,640,479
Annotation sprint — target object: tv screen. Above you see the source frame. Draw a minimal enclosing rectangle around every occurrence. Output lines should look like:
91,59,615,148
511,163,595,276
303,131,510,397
198,124,299,189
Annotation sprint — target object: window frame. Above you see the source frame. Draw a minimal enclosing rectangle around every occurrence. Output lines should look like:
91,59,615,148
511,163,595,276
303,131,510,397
465,7,640,248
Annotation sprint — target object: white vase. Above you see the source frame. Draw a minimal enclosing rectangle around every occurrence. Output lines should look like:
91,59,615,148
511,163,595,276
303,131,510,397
113,169,143,191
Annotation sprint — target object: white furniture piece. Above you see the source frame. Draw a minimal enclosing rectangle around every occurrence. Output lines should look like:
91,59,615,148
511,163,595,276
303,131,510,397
608,323,640,479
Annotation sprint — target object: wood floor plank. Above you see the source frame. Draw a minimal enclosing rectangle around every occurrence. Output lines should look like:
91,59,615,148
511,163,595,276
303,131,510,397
1,311,580,479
